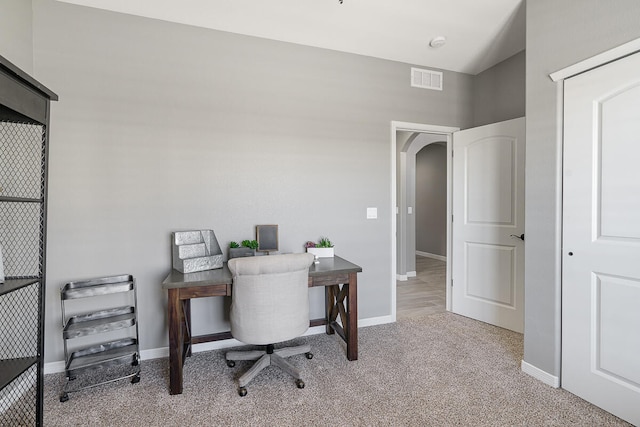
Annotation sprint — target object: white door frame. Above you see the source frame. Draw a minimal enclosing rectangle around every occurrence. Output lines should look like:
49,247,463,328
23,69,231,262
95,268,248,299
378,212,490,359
546,37,640,390
390,121,459,321
560,51,640,425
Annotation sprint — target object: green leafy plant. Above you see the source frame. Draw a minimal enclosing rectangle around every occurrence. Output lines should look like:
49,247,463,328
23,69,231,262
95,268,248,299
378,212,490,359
305,237,333,249
229,241,240,248
241,239,259,250
317,237,333,248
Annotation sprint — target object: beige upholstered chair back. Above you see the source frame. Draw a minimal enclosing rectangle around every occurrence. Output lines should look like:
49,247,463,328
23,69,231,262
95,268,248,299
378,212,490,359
228,253,314,345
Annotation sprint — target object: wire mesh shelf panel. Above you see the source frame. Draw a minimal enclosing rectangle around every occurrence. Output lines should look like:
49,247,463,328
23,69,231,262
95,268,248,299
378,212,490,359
0,282,40,426
0,202,43,278
0,122,45,200
0,283,40,359
0,363,37,426
0,122,45,199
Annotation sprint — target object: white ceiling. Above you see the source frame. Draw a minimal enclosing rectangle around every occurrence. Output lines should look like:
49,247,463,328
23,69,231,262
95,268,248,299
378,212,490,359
56,0,525,75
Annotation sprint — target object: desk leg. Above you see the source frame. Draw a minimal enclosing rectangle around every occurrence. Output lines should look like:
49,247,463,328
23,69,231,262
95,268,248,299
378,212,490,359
183,299,192,358
325,285,335,335
346,272,358,361
168,289,183,395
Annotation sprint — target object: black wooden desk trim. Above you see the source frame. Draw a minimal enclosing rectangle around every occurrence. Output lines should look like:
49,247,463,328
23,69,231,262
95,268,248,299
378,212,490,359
162,255,362,395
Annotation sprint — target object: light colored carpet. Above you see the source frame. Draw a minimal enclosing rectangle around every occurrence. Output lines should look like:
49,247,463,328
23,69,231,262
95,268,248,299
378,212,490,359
43,313,630,426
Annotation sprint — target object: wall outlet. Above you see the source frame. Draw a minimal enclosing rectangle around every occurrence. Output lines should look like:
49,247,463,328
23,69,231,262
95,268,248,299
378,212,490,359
367,207,377,219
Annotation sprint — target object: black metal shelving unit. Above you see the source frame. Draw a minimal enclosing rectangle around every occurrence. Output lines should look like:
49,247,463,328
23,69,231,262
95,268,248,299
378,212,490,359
0,54,57,426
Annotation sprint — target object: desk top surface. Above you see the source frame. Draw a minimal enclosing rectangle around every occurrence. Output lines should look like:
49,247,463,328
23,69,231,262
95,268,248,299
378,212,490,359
162,255,362,290
308,255,362,277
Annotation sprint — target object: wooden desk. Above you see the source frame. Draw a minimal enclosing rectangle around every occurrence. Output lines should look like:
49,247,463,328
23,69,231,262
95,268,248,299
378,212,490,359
162,255,362,395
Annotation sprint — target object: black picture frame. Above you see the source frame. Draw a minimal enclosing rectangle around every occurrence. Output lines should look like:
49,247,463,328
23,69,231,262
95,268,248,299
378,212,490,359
256,224,278,253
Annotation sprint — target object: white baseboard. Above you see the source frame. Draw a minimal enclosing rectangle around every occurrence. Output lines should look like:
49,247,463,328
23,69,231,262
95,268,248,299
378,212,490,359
416,251,447,262
407,271,416,277
44,316,397,375
358,314,395,328
396,274,407,281
44,360,66,375
521,360,560,388
140,346,169,361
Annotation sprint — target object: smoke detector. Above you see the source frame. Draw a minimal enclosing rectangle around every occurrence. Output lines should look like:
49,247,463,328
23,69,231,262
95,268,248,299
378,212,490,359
429,36,447,48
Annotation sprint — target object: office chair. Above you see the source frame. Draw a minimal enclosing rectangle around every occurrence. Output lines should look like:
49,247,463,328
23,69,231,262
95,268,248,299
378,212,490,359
225,253,315,396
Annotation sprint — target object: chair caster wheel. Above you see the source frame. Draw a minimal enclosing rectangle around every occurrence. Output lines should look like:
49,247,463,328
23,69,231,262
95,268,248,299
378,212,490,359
226,360,235,368
238,387,247,397
305,352,313,359
59,393,69,402
295,379,305,389
131,374,140,384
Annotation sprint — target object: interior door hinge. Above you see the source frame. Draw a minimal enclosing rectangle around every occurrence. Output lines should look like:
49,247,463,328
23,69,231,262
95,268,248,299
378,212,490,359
451,279,454,287
451,214,454,222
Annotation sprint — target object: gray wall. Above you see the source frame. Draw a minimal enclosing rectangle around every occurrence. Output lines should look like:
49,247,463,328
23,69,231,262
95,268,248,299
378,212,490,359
473,50,525,127
415,143,447,256
0,0,33,74
29,0,474,363
525,0,640,376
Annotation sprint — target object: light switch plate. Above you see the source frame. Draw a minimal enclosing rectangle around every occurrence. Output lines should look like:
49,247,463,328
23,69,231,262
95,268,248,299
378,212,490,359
367,207,377,219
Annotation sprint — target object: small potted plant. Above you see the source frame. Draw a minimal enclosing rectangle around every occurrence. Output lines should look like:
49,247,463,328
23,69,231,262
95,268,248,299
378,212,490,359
228,239,259,259
305,236,334,258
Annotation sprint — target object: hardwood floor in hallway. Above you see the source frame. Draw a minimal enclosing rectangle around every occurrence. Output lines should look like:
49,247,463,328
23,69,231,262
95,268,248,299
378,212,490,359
397,256,446,320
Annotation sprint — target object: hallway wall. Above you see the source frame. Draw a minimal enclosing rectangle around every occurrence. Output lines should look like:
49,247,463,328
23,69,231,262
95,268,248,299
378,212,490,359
415,143,447,257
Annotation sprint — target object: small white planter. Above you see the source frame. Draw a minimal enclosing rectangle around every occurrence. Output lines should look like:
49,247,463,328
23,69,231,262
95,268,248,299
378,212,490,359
306,247,334,258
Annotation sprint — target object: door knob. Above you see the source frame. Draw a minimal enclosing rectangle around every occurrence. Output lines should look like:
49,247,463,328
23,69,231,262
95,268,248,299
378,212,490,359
510,234,525,241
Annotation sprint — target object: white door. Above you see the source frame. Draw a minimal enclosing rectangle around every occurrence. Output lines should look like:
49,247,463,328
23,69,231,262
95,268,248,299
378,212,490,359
451,117,525,333
562,52,640,426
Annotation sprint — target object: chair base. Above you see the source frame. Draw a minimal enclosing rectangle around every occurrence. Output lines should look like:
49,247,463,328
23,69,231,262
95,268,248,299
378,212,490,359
226,344,312,393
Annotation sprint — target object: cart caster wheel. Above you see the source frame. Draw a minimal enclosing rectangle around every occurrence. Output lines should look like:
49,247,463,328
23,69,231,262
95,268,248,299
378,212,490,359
226,360,235,368
59,393,69,403
132,358,139,367
68,375,76,381
131,374,140,384
238,387,247,397
305,352,313,359
295,379,305,389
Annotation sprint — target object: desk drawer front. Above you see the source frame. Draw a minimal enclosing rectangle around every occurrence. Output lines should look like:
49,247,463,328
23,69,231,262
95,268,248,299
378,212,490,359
310,273,350,287
178,283,229,299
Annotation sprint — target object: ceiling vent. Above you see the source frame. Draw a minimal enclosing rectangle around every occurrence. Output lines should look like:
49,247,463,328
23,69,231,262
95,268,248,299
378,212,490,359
411,67,443,91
